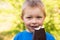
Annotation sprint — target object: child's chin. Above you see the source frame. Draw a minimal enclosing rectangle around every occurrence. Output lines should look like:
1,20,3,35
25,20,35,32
29,29,35,32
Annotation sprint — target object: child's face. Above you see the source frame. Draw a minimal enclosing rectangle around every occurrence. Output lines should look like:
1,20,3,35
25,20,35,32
22,7,45,32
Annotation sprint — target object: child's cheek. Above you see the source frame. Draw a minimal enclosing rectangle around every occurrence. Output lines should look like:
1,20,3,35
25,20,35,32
24,19,31,25
38,19,44,25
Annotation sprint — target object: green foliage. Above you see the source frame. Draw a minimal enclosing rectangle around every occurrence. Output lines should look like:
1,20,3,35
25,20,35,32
42,0,60,40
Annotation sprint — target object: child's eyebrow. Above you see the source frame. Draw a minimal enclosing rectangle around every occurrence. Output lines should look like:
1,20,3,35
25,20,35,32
25,14,31,16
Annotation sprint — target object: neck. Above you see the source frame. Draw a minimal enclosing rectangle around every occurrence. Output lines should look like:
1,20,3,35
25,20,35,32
26,29,30,32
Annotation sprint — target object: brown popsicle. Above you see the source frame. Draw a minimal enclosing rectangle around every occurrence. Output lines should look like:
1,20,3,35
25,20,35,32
33,28,46,40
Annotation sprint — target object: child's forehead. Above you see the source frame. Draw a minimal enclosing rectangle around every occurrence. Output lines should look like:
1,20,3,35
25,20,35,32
24,6,43,14
23,7,44,16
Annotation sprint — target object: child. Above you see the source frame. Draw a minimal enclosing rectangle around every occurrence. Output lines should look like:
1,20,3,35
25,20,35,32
14,0,55,40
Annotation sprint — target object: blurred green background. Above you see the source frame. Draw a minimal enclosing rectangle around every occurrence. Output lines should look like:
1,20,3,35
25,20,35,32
0,0,60,40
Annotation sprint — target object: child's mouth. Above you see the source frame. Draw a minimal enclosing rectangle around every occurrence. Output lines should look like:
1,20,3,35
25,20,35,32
30,26,39,29
31,26,38,28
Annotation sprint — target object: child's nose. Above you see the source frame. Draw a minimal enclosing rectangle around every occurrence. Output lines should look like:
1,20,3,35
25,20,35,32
32,19,37,24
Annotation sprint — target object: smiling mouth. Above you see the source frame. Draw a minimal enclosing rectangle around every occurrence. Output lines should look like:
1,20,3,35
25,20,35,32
30,26,39,29
31,26,38,28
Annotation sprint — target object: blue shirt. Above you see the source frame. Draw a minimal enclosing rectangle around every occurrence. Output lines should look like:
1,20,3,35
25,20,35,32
14,30,55,40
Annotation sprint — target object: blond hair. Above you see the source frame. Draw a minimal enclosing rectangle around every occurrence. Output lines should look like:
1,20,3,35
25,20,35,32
21,0,46,17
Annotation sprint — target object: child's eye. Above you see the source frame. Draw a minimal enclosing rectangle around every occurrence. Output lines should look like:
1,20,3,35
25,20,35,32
37,16,42,18
26,17,32,19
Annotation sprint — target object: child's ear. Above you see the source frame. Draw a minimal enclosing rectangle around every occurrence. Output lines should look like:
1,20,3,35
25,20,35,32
43,17,45,21
21,16,23,20
44,16,46,20
21,16,24,23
